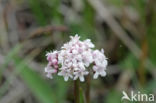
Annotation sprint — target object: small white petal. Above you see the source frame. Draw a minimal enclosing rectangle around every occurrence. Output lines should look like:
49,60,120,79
69,74,73,78
93,73,99,79
85,62,90,67
46,73,53,79
64,76,69,81
93,66,98,71
72,49,78,54
74,68,79,71
84,71,89,75
45,67,48,72
74,75,78,80
102,60,108,67
79,76,84,82
101,49,104,53
101,71,106,77
58,72,63,76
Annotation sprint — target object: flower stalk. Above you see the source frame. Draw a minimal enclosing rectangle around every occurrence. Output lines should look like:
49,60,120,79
74,80,80,103
86,74,90,103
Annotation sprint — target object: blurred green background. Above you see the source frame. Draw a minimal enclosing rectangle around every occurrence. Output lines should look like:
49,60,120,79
0,0,156,103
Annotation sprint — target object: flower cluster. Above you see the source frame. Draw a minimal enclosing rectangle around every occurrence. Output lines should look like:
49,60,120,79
44,34,108,82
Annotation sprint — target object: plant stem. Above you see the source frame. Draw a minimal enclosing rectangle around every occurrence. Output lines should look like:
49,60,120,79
86,74,90,103
74,80,80,103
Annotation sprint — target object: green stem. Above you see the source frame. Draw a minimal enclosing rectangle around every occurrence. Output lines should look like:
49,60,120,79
74,80,80,103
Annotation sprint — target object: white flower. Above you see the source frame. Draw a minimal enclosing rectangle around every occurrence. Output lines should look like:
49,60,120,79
93,65,106,79
92,49,107,79
44,51,58,79
45,65,57,79
58,68,73,81
82,50,93,67
84,39,95,48
74,69,89,82
70,34,80,43
44,34,108,82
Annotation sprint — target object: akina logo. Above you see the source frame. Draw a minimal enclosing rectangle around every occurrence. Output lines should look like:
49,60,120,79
122,91,155,102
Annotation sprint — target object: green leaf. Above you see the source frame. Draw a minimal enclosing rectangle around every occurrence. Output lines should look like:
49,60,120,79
13,57,57,103
54,76,69,102
80,87,85,103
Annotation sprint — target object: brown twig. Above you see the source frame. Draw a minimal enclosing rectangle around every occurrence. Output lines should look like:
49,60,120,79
138,0,155,86
138,38,148,85
28,25,68,39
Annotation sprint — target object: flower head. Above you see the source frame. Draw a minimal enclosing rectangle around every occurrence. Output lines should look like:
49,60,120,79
44,34,108,82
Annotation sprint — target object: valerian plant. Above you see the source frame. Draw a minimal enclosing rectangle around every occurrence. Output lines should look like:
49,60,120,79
44,34,108,103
